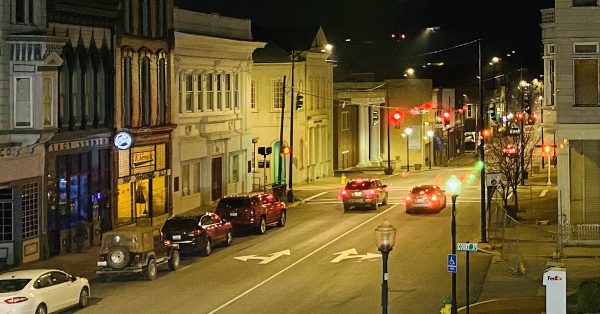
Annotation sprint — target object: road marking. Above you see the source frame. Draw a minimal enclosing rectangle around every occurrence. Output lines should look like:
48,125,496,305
209,202,402,314
303,191,328,202
540,189,548,198
330,248,381,263
234,250,291,264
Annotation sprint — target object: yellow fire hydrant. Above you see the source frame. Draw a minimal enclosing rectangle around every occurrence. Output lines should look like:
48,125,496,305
440,297,452,314
340,173,347,185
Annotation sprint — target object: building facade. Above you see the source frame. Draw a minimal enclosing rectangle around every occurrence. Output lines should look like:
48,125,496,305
171,9,264,212
251,26,333,190
541,0,600,244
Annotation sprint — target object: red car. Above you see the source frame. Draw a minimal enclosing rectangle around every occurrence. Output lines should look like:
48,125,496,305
339,178,388,211
215,192,287,234
405,185,447,214
162,212,233,256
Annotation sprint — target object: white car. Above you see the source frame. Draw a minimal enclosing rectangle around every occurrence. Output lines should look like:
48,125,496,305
0,269,89,314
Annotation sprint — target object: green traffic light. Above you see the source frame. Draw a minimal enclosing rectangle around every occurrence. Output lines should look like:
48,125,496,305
474,160,484,170
445,175,462,196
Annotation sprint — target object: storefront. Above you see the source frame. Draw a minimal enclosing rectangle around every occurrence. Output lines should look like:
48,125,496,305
45,136,112,256
116,139,171,228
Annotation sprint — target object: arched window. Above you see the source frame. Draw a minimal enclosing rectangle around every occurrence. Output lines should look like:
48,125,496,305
122,54,132,127
96,58,106,127
85,57,95,128
58,61,70,129
71,57,82,129
157,54,167,124
140,55,151,126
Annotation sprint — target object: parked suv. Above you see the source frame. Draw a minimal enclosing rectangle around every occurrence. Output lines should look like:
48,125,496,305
96,227,180,282
340,178,388,210
162,213,233,256
215,192,287,234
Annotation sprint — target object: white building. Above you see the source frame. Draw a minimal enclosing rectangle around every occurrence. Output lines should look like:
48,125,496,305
171,10,264,213
541,0,600,244
251,26,333,192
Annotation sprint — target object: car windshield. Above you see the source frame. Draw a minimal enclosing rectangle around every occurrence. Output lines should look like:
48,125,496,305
101,233,141,251
412,186,435,194
346,180,372,190
0,279,30,293
217,198,250,210
163,218,197,230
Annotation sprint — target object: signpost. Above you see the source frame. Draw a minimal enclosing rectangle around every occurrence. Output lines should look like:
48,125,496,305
258,146,272,191
447,254,457,273
457,242,478,313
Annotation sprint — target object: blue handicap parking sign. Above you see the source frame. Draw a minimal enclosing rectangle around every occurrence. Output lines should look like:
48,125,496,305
447,254,457,273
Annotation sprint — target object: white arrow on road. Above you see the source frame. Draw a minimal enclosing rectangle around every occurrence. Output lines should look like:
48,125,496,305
330,248,381,263
234,250,291,264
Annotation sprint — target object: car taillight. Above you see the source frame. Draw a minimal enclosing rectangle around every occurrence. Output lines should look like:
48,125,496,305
405,195,412,201
431,195,438,201
340,189,348,199
4,297,28,304
368,189,376,195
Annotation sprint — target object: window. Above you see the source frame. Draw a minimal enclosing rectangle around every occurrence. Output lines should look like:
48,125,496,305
181,162,201,196
573,0,597,6
272,79,283,109
140,0,150,36
122,55,132,127
12,0,35,25
196,73,204,111
341,111,349,130
574,43,598,54
14,77,32,128
225,74,232,109
50,272,69,285
43,77,53,127
233,74,240,109
96,60,106,126
85,60,94,128
206,73,214,110
0,189,13,242
158,56,167,123
182,74,193,113
466,104,474,119
21,183,39,239
574,59,599,106
72,58,82,128
124,0,131,34
140,56,151,126
251,80,257,110
230,154,240,183
157,0,166,37
548,59,555,106
216,74,223,110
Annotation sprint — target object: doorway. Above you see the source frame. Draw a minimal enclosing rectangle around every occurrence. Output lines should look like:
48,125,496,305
211,157,222,201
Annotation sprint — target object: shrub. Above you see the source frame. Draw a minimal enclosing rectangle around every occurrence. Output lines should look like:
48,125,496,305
577,280,600,313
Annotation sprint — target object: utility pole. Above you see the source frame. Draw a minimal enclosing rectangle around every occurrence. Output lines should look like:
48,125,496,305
278,76,287,186
287,52,296,203
478,39,487,243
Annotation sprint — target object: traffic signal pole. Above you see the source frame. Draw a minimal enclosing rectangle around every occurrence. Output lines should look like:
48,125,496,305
478,39,487,243
287,52,296,202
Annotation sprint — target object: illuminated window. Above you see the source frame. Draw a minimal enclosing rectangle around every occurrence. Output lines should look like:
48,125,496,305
272,79,283,109
225,74,231,109
14,77,32,128
251,80,257,110
43,77,53,127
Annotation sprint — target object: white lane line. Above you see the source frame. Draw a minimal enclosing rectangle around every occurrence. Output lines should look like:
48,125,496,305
303,191,328,202
540,189,548,198
208,203,402,313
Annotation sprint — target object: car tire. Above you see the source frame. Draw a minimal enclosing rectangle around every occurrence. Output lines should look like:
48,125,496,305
35,304,47,314
79,287,89,308
144,258,157,281
277,210,287,227
372,201,379,210
107,246,130,269
382,193,388,205
168,250,180,271
257,216,267,235
343,204,350,211
225,231,233,247
201,238,212,256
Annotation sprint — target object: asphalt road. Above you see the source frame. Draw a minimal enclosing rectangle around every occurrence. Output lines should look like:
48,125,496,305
77,167,493,314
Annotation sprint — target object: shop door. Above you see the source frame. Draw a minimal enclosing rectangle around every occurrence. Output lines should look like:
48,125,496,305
212,157,222,201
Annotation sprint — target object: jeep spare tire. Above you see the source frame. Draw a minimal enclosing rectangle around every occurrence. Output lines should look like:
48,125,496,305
107,246,130,269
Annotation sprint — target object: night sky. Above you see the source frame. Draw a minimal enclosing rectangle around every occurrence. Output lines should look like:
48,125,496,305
176,0,554,85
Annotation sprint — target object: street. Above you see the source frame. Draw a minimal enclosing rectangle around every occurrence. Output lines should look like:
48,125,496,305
77,168,492,314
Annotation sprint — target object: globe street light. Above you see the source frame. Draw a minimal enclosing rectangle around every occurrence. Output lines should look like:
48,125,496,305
427,130,434,170
404,127,413,172
375,219,397,314
445,175,462,314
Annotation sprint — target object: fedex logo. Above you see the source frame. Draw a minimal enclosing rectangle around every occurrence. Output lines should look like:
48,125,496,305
547,275,563,281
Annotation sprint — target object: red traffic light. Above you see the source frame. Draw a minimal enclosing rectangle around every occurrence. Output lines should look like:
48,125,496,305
390,110,403,123
443,111,450,119
280,146,291,155
516,112,524,120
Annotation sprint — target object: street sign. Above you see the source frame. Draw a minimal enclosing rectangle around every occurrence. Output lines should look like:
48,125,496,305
447,254,457,273
457,243,478,252
486,173,501,187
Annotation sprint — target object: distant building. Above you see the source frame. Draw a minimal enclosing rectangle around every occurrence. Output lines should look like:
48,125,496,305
170,10,264,213
541,0,600,244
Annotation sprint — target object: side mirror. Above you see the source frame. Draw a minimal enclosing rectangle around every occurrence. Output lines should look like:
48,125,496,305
70,275,77,282
382,185,387,188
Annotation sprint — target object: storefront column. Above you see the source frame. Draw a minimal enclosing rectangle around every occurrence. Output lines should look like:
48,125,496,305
357,104,369,166
370,105,382,164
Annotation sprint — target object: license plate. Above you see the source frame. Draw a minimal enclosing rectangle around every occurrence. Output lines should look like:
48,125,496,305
230,212,238,217
97,261,107,267
172,235,181,240
352,192,362,197
414,199,425,204
350,199,363,203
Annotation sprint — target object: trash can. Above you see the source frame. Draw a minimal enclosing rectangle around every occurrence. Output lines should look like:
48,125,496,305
271,183,287,200
414,164,422,171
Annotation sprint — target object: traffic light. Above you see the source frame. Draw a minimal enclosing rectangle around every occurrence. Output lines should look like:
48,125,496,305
523,94,531,115
390,110,402,124
541,144,556,156
516,112,524,121
280,146,291,156
442,110,450,127
296,93,304,110
372,109,380,125
527,112,537,125
489,105,497,121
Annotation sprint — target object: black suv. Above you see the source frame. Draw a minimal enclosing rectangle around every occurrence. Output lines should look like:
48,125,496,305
340,178,388,210
97,227,180,282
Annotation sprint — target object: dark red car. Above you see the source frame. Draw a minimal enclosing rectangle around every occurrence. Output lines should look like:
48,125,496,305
215,192,286,234
339,178,388,211
161,212,232,256
405,185,447,214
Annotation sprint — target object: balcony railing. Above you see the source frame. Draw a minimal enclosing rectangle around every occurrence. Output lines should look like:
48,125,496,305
541,8,555,23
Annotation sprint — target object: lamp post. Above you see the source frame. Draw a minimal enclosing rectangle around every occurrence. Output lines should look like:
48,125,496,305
375,219,397,314
427,130,434,170
404,127,413,172
445,175,462,314
519,80,529,186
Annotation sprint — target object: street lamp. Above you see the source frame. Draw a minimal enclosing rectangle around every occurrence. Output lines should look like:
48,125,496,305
374,219,397,314
445,175,462,314
404,127,413,171
427,130,434,170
